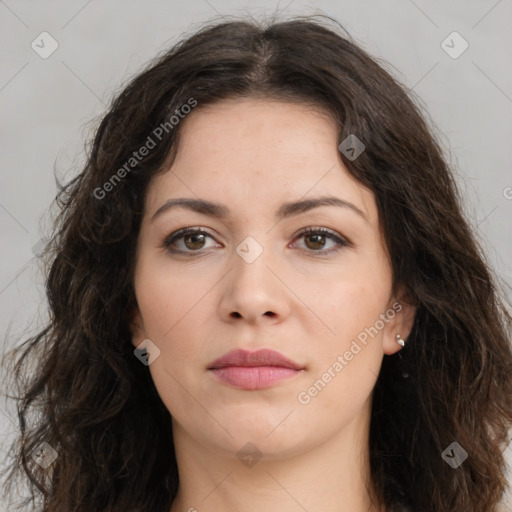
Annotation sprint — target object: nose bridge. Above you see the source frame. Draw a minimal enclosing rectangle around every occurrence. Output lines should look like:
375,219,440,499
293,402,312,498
235,234,266,266
231,233,275,291
222,232,285,320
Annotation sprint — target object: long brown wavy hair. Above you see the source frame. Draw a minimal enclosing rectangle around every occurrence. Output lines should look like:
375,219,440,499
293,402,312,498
2,14,512,512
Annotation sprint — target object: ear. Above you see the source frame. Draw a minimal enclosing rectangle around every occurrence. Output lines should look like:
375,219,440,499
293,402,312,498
382,291,416,356
129,306,147,348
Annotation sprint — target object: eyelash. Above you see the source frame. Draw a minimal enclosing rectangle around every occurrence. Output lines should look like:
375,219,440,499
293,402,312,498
161,226,351,257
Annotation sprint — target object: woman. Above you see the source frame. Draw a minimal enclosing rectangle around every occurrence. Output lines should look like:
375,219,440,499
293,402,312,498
2,14,512,512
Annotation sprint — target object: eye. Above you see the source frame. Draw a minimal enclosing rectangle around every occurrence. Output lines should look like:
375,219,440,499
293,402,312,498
162,227,218,255
291,227,350,255
162,226,351,257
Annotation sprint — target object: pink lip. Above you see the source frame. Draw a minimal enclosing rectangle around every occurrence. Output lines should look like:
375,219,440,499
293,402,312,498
207,349,304,390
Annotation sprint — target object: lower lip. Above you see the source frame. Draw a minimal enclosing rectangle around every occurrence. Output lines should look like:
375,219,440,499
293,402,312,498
209,366,302,390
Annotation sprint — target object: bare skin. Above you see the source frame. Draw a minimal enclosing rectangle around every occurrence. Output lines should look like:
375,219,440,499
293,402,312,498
130,98,416,512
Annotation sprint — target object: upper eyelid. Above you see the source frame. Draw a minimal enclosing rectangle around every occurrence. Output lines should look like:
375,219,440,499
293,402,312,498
166,225,342,239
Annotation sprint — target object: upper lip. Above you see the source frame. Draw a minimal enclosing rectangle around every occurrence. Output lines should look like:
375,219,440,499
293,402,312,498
207,349,303,370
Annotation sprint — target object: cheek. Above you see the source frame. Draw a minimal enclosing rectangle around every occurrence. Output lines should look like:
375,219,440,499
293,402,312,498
308,265,392,377
134,254,213,337
296,282,388,416
148,362,206,432
144,331,205,421
319,269,392,334
133,263,209,405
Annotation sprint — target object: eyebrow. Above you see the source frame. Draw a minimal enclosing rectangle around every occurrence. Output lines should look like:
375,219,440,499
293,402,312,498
150,196,370,224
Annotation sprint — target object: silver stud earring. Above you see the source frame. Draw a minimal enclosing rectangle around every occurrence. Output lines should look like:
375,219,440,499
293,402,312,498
396,334,405,347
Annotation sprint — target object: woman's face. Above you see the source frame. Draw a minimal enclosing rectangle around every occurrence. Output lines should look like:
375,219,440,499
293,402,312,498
131,97,415,460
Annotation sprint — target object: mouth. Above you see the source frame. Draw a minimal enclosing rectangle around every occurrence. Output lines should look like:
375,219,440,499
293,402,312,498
207,348,305,390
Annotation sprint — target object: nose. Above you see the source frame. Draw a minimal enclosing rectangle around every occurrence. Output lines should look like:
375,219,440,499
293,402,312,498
218,236,291,325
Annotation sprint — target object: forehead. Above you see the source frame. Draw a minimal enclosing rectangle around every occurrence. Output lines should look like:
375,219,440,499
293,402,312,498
144,98,377,226
174,97,339,170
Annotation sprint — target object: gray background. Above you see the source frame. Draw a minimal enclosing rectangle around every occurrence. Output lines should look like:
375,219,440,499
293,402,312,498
1,0,511,509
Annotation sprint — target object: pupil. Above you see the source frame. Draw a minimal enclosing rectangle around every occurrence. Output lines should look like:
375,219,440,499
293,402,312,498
307,233,325,250
186,234,205,249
